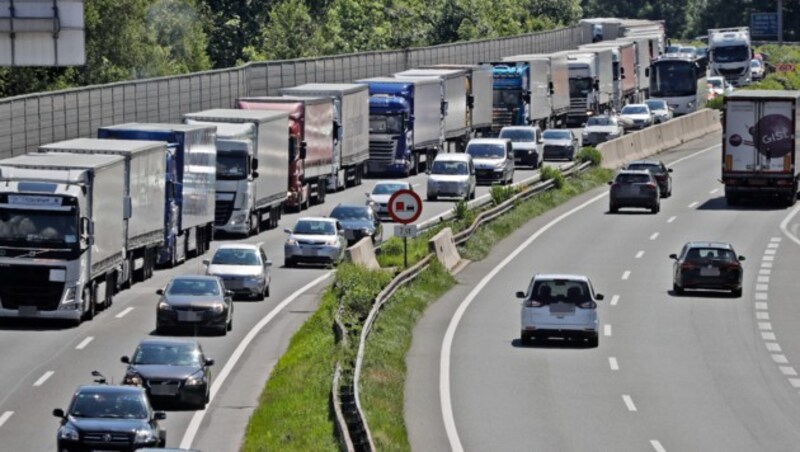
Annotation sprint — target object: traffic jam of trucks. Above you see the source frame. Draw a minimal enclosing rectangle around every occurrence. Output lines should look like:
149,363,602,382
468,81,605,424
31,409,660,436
0,15,789,332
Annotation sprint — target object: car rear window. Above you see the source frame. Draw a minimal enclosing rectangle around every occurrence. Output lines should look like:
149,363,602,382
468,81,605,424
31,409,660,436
615,173,651,184
529,280,591,305
685,248,736,261
626,163,664,174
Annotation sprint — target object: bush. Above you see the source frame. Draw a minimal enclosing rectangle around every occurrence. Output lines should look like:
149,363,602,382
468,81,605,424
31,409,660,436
539,166,564,189
707,96,724,110
576,147,602,166
490,185,517,205
452,199,471,220
332,264,394,326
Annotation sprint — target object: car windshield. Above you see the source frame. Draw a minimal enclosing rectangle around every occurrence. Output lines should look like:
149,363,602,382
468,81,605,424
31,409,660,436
167,278,221,296
587,116,615,126
211,248,260,266
622,106,648,115
750,59,762,68
70,391,148,419
684,247,736,262
645,100,666,111
527,279,591,305
708,78,723,88
132,343,202,366
431,160,469,175
499,129,536,142
666,45,680,54
372,183,407,195
627,163,664,174
467,144,505,158
679,47,696,55
543,130,571,140
293,220,335,235
616,173,652,184
331,206,371,221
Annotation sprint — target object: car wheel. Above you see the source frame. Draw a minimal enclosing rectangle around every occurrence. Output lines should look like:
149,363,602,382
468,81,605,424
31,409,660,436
470,189,476,200
284,258,294,268
732,287,742,298
427,194,437,201
587,334,599,348
673,283,684,295
265,284,270,298
226,318,232,332
609,204,618,213
520,331,532,345
652,203,660,214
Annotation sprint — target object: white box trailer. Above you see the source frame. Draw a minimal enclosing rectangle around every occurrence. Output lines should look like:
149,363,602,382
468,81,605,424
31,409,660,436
39,138,166,283
503,53,570,127
0,153,126,323
618,36,652,98
422,64,494,134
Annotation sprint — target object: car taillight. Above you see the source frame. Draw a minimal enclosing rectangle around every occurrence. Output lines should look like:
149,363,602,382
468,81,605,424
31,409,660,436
682,262,698,270
722,262,741,270
646,183,657,190
579,301,595,309
611,183,621,189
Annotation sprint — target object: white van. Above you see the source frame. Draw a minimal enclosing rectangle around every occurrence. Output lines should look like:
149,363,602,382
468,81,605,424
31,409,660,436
426,153,476,201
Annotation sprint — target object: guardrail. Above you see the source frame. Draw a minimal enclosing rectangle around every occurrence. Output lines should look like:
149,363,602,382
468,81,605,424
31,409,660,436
333,161,591,451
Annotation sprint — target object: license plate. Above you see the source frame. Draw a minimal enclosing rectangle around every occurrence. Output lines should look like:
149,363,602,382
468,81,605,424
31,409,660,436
18,305,37,316
303,247,317,256
150,385,178,396
177,311,202,322
700,267,720,277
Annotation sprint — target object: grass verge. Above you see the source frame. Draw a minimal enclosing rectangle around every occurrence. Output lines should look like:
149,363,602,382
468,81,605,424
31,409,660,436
359,262,456,451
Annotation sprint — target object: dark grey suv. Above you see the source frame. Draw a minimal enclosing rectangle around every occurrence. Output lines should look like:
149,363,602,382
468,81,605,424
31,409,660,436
625,159,673,197
608,170,660,213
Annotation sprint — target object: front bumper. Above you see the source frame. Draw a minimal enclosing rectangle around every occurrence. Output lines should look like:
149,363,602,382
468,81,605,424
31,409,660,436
513,150,539,166
367,161,409,175
145,380,207,406
157,309,227,329
214,209,249,234
428,182,469,198
219,276,267,296
57,438,158,452
475,169,505,184
610,195,659,208
542,146,574,160
285,244,341,264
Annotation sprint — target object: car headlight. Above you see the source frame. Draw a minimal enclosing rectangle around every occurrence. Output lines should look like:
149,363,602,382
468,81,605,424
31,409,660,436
245,276,264,284
211,303,225,313
185,373,205,386
286,238,298,246
124,373,143,386
326,238,339,246
361,227,373,234
157,301,172,311
687,101,695,108
58,425,79,441
134,429,158,444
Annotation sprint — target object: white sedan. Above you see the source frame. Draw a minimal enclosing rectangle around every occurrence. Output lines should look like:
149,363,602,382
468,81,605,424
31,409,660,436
619,104,654,130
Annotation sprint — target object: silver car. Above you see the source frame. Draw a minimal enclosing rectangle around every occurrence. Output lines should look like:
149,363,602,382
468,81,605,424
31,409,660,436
426,153,476,201
619,104,654,130
581,115,624,146
499,126,542,168
365,181,412,220
542,129,579,161
204,244,272,300
465,138,515,185
645,99,673,124
284,217,348,267
517,274,602,346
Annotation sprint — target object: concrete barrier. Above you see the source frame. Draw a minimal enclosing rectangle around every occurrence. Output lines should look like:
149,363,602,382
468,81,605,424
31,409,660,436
346,237,380,270
599,108,721,169
428,227,462,273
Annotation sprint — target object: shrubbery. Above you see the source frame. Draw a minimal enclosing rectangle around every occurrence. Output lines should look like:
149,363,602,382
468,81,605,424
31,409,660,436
576,147,602,166
490,185,518,205
540,166,565,189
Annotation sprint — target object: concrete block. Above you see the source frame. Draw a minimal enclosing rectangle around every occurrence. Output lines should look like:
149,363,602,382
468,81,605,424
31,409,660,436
346,237,380,270
428,227,461,272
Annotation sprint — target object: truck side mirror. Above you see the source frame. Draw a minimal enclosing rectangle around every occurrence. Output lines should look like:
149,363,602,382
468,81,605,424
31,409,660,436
81,217,94,246
334,122,342,142
252,158,259,171
593,80,600,91
645,67,650,77
252,170,259,178
548,82,554,95
522,91,531,103
288,136,298,159
299,141,307,160
441,101,449,117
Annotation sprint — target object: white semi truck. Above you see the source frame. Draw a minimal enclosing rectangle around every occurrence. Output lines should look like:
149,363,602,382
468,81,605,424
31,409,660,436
709,27,752,87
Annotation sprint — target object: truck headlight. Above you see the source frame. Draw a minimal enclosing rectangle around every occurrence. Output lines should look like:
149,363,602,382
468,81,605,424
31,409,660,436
62,286,77,304
58,425,79,441
134,429,158,444
231,214,247,225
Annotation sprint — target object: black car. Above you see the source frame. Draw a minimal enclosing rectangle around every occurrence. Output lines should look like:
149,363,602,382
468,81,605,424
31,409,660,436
608,170,660,213
625,159,673,197
329,203,383,245
54,385,166,451
122,339,214,409
156,276,233,335
670,242,745,297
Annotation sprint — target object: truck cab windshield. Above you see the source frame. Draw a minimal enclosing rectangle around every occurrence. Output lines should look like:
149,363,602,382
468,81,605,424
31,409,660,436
493,90,521,109
0,208,78,248
216,153,249,180
569,78,593,97
713,46,749,63
369,115,404,134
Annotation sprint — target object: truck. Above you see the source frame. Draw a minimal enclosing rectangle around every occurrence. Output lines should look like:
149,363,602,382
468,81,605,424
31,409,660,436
562,49,614,125
502,53,571,128
39,139,167,284
580,18,665,50
421,64,494,137
708,27,752,87
355,77,444,176
236,96,335,211
184,109,289,237
0,152,126,324
96,123,217,267
722,90,800,207
579,40,638,108
394,68,470,151
279,83,370,190
618,36,653,100
488,59,552,132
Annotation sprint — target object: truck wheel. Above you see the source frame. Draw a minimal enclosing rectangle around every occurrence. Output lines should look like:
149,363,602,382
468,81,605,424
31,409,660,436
250,213,260,236
411,153,420,176
786,193,796,207
83,286,95,321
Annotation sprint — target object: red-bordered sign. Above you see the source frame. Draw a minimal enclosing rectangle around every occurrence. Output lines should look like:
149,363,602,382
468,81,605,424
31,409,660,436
388,189,422,224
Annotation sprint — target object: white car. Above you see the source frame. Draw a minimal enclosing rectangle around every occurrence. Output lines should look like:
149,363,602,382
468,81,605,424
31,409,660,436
541,129,579,161
750,59,765,81
645,99,673,124
426,153,476,201
284,217,347,268
465,138,514,185
365,180,412,220
707,76,734,98
204,244,272,300
517,274,603,346
581,115,624,146
498,126,542,168
619,104,654,130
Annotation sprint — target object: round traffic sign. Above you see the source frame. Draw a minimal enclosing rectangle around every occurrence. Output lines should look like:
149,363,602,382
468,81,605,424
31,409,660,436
388,189,423,224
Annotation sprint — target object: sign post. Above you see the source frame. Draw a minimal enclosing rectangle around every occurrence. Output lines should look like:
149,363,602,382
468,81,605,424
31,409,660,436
388,189,423,268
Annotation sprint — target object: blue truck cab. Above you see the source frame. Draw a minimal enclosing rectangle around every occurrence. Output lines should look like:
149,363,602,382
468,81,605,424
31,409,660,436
490,63,530,134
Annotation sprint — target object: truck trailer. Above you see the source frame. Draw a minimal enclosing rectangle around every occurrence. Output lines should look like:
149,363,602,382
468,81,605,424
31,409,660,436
579,40,638,108
96,123,217,267
422,64,494,136
184,109,289,237
502,53,571,128
0,153,127,323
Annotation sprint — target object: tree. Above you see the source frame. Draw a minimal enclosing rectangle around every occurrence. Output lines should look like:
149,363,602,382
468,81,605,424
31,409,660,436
246,0,323,60
199,0,271,68
582,0,692,38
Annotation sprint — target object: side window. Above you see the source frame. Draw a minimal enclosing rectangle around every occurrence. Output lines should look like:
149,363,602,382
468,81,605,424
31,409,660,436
260,248,267,263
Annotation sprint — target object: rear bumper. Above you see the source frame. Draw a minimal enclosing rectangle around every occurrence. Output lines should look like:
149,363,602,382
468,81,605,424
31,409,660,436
679,275,741,290
610,196,658,208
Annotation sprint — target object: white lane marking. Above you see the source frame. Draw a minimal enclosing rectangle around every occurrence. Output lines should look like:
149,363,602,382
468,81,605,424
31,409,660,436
651,440,667,452
180,272,333,449
789,379,800,389
667,216,677,223
755,302,769,310
622,271,631,280
762,255,775,262
765,249,777,255
773,354,789,364
610,295,620,306
767,243,780,249
759,269,771,275
33,371,54,387
609,357,619,371
755,293,768,300
762,332,777,341
688,201,699,208
604,324,612,337
771,237,782,242
635,251,644,259
758,276,770,283
780,205,800,247
622,395,637,412
0,411,12,428
650,232,659,240
709,188,719,194
438,144,719,451
761,262,773,269
75,337,94,350
115,307,134,319
759,322,773,331
756,312,770,320
756,283,769,291
780,366,798,376
766,342,782,352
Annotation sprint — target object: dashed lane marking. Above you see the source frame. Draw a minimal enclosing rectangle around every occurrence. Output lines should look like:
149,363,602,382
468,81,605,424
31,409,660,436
688,201,699,208
33,371,54,387
651,440,667,452
604,324,612,337
610,295,620,306
0,411,12,428
609,357,619,371
780,367,797,376
766,342,782,352
755,302,768,310
622,271,631,280
115,307,134,319
650,232,659,240
667,216,677,223
622,395,637,412
635,251,644,259
773,354,789,364
75,337,94,350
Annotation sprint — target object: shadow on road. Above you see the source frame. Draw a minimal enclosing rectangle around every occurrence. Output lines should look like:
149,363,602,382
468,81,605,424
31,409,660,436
0,317,76,331
605,209,657,215
511,337,597,349
697,196,794,211
667,289,740,299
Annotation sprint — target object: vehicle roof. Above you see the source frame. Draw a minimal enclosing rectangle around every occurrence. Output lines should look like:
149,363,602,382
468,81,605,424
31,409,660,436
280,83,368,95
184,108,288,122
532,274,591,282
0,152,124,170
628,160,663,165
543,128,572,133
297,216,336,223
76,384,145,394
685,241,734,249
622,103,648,108
373,180,410,186
467,138,509,145
435,153,472,162
727,90,800,101
616,169,653,176
216,243,261,250
500,126,539,131
169,275,221,282
40,138,165,156
136,338,199,348
333,203,369,210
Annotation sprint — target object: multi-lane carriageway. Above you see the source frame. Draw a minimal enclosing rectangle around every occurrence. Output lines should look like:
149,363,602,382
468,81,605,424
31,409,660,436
5,129,800,451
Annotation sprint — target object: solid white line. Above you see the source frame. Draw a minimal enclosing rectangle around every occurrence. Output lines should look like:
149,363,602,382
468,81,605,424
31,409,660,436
609,357,619,371
759,322,773,331
755,302,769,310
33,371,54,387
651,440,667,452
650,232,659,240
115,307,134,319
709,188,719,194
635,251,644,259
438,144,718,451
773,354,789,364
604,324,612,337
179,272,332,449
757,276,770,283
763,332,777,341
610,295,620,306
766,342,781,352
767,243,780,249
757,312,770,320
764,249,777,255
780,366,797,376
688,201,699,208
667,216,677,223
75,337,94,350
622,271,631,280
759,269,771,275
622,395,637,412
0,411,12,428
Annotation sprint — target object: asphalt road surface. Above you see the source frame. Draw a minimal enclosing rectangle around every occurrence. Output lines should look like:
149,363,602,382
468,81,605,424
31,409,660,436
406,130,800,451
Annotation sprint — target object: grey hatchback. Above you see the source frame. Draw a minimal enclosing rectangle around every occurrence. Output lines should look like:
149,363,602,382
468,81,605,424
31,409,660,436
608,170,660,213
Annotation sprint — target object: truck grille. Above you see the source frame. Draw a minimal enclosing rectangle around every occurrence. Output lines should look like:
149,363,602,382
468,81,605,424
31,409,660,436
215,200,234,226
718,67,745,77
569,97,589,114
0,265,65,310
492,109,515,133
368,140,396,164
82,432,132,444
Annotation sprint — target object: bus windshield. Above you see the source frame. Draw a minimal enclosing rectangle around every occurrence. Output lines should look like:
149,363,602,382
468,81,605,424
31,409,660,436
650,62,696,97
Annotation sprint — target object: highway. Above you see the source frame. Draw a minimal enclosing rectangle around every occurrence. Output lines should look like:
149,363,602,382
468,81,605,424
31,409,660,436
0,156,561,451
405,131,800,451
